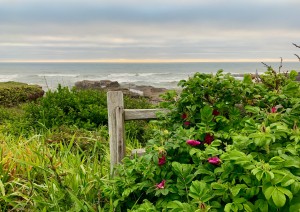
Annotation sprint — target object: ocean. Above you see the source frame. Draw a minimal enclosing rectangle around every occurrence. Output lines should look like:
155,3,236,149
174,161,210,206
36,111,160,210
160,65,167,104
0,62,300,90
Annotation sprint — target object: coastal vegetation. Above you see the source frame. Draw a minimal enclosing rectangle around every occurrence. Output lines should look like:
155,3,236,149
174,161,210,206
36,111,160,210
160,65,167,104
0,64,299,211
0,81,44,107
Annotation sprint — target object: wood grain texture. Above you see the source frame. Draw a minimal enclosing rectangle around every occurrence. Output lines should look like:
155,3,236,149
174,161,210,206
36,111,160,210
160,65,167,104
131,148,146,158
107,91,124,176
124,109,168,120
116,106,125,164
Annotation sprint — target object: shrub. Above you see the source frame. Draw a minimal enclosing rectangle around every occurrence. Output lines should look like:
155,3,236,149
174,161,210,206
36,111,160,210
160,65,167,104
0,81,44,107
103,69,300,211
22,85,153,143
24,85,108,130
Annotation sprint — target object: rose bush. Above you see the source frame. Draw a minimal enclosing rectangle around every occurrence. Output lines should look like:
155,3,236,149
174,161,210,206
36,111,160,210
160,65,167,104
102,69,300,211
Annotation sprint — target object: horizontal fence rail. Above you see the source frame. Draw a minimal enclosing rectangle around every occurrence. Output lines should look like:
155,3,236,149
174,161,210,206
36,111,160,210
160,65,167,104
107,91,167,176
125,109,168,120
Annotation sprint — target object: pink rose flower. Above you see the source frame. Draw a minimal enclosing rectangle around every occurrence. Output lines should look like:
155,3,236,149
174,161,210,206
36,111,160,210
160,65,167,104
271,107,277,113
186,140,201,146
183,121,190,126
208,157,221,165
156,180,166,189
158,155,166,166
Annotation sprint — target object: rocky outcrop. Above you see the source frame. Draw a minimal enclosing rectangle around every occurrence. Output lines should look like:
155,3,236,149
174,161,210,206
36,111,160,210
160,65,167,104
132,85,168,102
74,80,169,103
74,80,120,90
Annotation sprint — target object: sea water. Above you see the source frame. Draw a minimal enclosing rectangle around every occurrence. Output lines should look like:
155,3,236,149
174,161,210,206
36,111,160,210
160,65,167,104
0,62,299,90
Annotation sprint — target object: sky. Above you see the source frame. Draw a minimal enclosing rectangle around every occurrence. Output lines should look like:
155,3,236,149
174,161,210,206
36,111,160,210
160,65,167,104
0,0,299,62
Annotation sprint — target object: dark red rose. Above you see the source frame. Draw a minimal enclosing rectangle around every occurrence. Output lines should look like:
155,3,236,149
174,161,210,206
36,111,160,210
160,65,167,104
183,121,190,126
181,113,187,119
204,133,214,145
212,109,220,116
158,155,166,166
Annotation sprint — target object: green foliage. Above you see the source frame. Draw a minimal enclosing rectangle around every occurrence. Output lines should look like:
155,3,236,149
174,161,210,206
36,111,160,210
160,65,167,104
0,81,44,107
104,69,300,211
23,85,152,133
24,85,108,130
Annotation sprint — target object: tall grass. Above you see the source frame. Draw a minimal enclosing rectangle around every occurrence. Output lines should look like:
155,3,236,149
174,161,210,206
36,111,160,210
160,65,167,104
0,128,112,211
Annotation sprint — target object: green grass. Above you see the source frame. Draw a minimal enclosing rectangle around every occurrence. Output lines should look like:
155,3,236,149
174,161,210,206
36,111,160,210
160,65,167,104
0,128,110,210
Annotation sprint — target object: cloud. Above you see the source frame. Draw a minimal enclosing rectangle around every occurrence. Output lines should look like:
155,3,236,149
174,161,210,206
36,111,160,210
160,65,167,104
0,0,299,61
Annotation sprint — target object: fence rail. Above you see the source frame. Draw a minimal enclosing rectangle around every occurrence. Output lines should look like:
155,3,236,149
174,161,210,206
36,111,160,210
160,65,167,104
107,91,167,175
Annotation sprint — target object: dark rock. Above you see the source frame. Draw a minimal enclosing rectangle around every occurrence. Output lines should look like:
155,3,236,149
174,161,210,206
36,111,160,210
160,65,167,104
133,85,168,103
75,80,120,90
295,72,300,81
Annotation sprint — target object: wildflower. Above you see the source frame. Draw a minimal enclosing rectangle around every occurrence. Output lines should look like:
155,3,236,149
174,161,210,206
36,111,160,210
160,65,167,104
186,139,201,146
184,121,190,126
158,155,166,166
271,107,277,113
208,157,221,165
181,113,187,119
156,179,166,189
204,133,214,145
212,109,220,116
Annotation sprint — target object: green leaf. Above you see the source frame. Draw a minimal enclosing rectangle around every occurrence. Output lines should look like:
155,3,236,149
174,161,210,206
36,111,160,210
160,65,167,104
167,200,195,212
233,197,247,204
245,106,261,114
263,186,275,200
277,187,293,200
172,162,194,178
230,184,247,197
272,189,286,208
67,189,90,212
210,201,222,208
224,203,232,212
269,156,285,165
291,182,300,194
0,180,5,196
200,105,213,123
282,179,295,187
243,203,253,212
254,199,268,212
283,81,300,96
189,180,212,202
194,166,214,176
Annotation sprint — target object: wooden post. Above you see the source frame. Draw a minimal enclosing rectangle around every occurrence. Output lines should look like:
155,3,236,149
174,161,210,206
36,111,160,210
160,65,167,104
107,91,124,176
116,106,125,164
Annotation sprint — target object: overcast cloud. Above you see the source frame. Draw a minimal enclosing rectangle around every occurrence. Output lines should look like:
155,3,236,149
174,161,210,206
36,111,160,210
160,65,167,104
0,0,299,62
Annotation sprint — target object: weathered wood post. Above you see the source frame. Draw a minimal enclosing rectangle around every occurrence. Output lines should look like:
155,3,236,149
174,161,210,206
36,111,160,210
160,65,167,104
107,91,125,176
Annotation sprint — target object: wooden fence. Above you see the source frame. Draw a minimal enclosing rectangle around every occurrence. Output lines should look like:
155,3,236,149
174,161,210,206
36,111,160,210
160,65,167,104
107,91,167,175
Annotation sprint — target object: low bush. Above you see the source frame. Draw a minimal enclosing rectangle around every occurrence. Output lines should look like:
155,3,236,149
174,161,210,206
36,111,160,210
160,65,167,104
23,85,152,130
0,81,44,106
104,69,300,211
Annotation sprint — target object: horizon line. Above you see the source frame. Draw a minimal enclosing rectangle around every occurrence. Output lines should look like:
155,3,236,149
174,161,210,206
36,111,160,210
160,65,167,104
0,58,298,63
